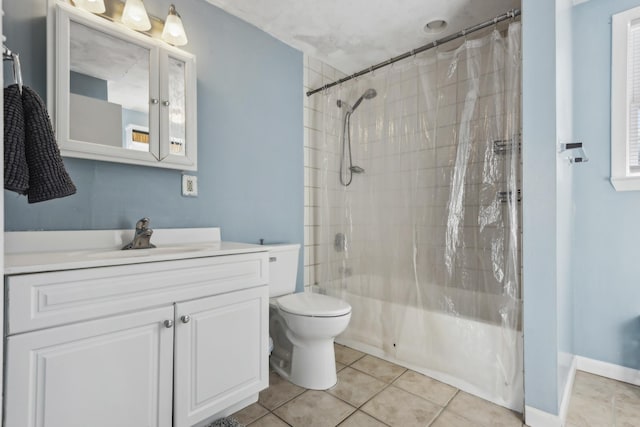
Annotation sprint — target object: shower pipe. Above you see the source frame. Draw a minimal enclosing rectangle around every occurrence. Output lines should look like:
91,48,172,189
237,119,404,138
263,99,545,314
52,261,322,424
306,8,521,97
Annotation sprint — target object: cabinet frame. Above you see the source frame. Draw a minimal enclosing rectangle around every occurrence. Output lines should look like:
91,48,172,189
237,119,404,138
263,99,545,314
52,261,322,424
49,2,197,171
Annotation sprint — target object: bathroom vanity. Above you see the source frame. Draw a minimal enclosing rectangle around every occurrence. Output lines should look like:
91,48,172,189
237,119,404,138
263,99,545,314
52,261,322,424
3,228,268,427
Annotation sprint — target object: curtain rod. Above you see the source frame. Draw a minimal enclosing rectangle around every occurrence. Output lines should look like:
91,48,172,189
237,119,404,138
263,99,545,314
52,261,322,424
306,8,521,97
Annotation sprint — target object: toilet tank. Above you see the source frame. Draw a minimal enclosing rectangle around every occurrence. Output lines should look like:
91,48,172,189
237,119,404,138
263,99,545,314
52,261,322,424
266,244,300,297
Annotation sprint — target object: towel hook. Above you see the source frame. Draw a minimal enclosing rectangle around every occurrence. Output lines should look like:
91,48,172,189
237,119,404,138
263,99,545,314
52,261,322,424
3,45,23,93
12,52,23,93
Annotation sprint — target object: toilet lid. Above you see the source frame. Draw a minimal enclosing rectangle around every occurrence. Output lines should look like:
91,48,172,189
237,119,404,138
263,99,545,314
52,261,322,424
277,293,351,317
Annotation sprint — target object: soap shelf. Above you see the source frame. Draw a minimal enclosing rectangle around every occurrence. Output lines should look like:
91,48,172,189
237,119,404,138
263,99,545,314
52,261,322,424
497,189,522,203
493,136,521,155
559,142,588,164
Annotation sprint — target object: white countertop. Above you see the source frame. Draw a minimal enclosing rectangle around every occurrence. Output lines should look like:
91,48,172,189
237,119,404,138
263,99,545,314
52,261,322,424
4,228,269,275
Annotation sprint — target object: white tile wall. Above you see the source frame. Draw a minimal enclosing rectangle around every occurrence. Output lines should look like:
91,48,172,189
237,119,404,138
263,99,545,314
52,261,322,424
303,45,521,317
303,55,348,291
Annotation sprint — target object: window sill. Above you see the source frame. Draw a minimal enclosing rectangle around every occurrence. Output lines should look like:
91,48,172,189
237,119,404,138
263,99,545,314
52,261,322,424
611,175,640,191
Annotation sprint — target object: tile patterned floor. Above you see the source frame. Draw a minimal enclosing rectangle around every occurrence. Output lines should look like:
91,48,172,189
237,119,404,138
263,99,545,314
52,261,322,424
566,371,640,427
233,345,640,426
232,343,524,427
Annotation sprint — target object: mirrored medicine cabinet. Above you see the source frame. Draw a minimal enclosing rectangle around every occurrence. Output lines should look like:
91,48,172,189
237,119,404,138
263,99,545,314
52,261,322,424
49,2,197,170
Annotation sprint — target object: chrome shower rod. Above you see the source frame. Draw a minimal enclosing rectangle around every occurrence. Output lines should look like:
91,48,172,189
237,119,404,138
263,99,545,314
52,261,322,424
306,8,521,97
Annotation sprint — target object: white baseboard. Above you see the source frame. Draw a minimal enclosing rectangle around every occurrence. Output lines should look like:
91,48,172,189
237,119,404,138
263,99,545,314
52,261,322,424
576,356,640,386
525,405,562,427
559,356,577,424
526,356,640,427
525,355,577,427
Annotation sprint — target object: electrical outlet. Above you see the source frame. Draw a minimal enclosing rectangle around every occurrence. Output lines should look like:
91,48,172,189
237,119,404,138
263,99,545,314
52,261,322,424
182,175,198,197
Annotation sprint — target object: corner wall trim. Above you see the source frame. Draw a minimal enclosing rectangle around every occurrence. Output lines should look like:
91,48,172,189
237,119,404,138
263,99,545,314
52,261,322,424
525,355,577,427
576,356,640,386
559,356,577,424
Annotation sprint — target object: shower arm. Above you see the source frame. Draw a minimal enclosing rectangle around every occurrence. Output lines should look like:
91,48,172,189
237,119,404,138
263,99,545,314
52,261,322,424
306,8,521,97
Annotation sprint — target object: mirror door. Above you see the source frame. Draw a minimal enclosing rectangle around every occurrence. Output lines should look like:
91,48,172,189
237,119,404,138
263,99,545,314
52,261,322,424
158,50,197,168
57,7,160,163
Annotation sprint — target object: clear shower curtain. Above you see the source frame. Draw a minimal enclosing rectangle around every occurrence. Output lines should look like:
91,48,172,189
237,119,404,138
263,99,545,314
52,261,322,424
317,22,522,409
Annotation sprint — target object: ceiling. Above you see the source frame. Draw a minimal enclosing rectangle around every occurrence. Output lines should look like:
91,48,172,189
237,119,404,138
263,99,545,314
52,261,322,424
205,0,521,75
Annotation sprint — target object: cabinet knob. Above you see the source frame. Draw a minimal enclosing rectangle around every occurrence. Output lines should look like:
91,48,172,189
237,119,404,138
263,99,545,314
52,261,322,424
162,100,170,106
151,98,159,104
181,315,191,324
163,319,174,328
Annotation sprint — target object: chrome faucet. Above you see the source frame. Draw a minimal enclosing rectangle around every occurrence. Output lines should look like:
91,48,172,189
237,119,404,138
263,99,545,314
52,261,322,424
122,217,156,250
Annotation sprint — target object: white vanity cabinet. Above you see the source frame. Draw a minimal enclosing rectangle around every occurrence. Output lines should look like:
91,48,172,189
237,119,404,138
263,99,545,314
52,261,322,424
52,2,198,170
5,306,175,427
174,287,267,427
3,251,269,427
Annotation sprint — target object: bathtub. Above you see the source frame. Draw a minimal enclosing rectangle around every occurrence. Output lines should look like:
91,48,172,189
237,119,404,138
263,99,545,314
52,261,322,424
321,275,524,412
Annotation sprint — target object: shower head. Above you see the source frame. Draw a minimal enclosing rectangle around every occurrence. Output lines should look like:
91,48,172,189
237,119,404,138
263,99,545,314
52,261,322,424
349,165,365,174
363,88,377,99
351,88,377,112
337,88,377,113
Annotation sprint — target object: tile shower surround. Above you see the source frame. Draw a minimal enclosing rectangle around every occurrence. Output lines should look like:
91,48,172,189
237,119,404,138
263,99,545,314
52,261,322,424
302,52,520,316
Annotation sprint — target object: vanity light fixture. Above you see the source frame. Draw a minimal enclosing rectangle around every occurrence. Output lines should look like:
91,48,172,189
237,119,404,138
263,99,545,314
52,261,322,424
74,0,106,14
121,0,151,31
161,4,188,46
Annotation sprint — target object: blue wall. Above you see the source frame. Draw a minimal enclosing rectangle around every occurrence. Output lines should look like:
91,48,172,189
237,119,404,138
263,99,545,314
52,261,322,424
3,0,305,290
522,0,560,415
555,0,575,413
572,0,640,370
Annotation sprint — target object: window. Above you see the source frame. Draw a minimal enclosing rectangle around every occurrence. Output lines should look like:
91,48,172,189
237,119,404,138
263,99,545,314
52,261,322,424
612,6,640,191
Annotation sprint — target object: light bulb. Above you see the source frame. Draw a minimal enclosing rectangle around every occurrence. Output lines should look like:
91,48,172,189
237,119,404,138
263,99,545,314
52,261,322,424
122,0,151,31
74,0,106,14
162,4,188,46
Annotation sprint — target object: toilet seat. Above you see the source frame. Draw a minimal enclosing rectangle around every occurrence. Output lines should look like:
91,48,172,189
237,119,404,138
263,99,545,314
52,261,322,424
277,293,351,317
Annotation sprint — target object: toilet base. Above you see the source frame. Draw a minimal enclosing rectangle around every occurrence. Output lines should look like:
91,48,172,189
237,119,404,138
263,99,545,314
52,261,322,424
270,336,338,390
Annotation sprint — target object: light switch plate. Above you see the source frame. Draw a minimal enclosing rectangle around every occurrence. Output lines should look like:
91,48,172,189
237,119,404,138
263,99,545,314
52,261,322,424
182,175,198,197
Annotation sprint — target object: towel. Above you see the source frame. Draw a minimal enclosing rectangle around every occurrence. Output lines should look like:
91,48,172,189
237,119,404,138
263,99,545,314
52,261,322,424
21,86,76,203
4,84,29,194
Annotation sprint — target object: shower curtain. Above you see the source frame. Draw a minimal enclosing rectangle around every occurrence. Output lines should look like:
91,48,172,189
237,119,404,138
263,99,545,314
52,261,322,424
317,22,522,409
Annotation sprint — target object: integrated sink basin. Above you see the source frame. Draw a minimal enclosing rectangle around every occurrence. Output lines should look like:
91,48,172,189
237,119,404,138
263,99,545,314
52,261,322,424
4,227,268,275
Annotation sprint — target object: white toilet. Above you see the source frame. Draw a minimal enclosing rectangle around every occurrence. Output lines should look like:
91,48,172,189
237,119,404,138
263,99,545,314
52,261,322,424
267,244,352,390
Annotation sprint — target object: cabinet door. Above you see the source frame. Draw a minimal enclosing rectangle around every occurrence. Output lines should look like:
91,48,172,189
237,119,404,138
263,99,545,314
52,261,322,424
158,49,197,170
55,4,161,165
173,286,269,427
4,306,174,427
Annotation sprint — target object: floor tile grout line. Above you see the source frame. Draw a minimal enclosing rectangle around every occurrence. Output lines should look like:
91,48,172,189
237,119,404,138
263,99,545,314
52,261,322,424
247,411,292,427
353,381,396,425
336,409,392,427
270,410,293,426
426,405,447,427
335,352,366,367
347,362,407,384
258,377,307,412
442,387,460,408
239,403,270,426
323,381,382,412
270,389,359,427
390,373,459,408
